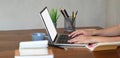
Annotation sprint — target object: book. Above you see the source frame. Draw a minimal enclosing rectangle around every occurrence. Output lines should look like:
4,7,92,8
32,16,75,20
19,48,48,56
85,42,120,51
59,42,120,51
14,49,54,58
19,40,48,49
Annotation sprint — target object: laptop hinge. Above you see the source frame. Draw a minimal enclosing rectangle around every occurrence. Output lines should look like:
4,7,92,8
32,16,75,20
54,34,59,43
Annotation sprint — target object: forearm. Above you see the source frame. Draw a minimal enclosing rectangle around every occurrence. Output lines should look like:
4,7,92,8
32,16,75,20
92,36,120,43
93,25,120,36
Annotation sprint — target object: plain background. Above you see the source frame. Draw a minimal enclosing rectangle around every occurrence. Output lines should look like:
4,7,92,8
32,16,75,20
0,0,119,30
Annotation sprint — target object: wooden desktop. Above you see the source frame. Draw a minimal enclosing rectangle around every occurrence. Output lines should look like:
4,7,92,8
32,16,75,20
0,27,120,58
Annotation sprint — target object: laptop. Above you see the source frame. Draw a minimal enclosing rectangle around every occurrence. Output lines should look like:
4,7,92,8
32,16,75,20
40,7,86,47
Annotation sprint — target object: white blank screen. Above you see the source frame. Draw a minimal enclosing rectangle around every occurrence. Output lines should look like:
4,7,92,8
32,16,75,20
41,8,57,41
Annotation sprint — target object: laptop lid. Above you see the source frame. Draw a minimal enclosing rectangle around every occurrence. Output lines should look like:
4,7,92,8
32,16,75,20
40,7,57,42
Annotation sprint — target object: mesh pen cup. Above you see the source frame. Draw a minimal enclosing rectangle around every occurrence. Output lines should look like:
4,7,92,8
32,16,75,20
64,16,75,32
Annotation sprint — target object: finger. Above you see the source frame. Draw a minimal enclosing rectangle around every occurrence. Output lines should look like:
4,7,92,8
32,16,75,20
71,32,81,37
69,30,80,35
74,41,81,44
68,31,77,37
71,32,84,38
74,41,84,44
68,38,78,43
70,31,78,35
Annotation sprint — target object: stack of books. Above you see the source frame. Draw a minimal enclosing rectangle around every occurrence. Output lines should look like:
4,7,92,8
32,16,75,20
14,40,54,58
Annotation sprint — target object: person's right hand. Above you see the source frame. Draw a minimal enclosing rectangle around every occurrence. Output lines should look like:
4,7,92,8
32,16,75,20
68,29,96,38
68,35,93,44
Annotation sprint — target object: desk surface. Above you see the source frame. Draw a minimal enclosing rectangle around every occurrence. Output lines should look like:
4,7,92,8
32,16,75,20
0,27,120,58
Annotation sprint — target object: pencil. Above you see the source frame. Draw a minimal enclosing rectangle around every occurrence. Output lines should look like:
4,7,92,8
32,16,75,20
74,10,78,19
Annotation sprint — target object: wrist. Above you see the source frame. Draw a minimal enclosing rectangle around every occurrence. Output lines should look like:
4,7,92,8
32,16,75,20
91,36,108,43
90,36,96,43
91,29,99,35
90,36,100,43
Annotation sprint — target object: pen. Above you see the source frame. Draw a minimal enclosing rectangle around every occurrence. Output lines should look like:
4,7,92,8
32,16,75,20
60,9,66,18
64,9,69,17
60,8,69,18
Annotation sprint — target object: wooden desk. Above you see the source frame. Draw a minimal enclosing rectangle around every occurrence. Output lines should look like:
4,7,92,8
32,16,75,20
0,27,120,58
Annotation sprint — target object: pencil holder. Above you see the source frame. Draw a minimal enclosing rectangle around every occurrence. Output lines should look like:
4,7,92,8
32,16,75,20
64,16,75,32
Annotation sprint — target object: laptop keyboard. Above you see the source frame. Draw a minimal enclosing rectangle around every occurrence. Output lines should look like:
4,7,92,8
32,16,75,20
57,34,71,44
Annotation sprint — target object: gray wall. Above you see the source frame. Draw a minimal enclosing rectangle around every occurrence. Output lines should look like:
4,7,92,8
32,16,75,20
106,0,120,27
0,0,107,30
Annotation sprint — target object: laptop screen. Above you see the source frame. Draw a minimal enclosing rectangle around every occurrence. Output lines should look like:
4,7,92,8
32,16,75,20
40,7,57,41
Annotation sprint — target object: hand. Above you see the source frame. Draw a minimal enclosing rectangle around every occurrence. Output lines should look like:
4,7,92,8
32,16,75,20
68,35,93,44
68,29,96,38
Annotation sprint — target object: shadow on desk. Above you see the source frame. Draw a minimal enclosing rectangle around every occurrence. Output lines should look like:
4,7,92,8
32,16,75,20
51,47,95,58
93,49,120,58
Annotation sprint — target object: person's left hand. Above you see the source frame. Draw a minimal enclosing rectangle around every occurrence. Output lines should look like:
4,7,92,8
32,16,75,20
68,29,97,38
68,35,93,44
